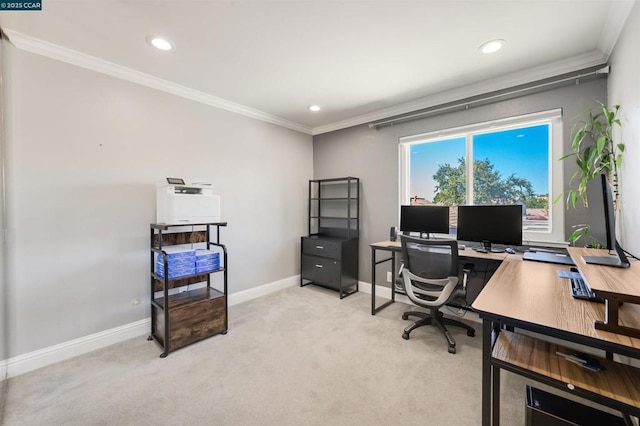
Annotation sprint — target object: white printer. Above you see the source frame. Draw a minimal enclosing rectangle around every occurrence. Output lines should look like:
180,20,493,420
156,178,221,224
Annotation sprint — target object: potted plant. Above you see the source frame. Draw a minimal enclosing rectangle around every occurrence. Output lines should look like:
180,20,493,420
557,102,625,243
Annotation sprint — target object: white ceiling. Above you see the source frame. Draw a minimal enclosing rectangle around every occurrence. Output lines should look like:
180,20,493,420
0,0,635,135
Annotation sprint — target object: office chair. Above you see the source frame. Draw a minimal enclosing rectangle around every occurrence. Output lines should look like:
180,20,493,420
399,235,475,354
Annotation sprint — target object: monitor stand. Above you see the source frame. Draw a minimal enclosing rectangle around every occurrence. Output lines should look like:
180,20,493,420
478,240,505,253
583,242,630,268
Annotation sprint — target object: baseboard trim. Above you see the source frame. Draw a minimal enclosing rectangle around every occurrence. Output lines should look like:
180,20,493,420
1,275,300,379
0,318,150,379
358,280,412,305
228,275,299,306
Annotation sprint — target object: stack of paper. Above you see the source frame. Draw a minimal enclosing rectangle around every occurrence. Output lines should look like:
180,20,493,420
156,247,196,279
195,249,221,273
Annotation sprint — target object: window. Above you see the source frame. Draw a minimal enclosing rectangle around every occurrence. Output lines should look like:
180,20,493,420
399,110,564,244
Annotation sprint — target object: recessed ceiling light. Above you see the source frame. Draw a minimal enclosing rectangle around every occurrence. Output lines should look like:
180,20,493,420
479,39,505,54
146,36,173,51
308,105,321,112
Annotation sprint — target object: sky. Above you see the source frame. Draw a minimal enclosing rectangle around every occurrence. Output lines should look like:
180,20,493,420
409,124,549,201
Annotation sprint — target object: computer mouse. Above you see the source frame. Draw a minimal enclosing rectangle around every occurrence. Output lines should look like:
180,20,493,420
505,247,516,254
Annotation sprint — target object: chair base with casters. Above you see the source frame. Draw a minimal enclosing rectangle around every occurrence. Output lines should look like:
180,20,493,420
401,307,475,354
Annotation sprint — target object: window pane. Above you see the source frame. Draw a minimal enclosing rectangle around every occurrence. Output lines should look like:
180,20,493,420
472,124,549,232
409,137,466,206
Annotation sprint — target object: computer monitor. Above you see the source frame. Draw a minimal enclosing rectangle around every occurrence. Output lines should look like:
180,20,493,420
583,174,630,268
457,204,523,252
400,205,449,238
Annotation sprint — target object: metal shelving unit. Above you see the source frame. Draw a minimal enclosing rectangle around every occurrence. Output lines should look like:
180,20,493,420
149,222,228,357
301,177,360,298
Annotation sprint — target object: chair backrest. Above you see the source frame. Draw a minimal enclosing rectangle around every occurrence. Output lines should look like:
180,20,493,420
400,235,459,280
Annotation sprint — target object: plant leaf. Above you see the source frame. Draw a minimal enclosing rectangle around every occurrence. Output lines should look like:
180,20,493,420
553,192,564,205
558,153,575,161
596,136,607,154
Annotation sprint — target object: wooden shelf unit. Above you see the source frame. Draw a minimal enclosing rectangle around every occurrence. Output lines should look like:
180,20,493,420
149,222,228,357
493,331,640,411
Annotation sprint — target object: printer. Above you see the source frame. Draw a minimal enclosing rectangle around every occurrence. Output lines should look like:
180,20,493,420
156,178,221,224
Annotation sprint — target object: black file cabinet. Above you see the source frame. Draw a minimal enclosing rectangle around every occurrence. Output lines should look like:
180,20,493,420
300,176,360,299
301,177,360,299
301,235,358,298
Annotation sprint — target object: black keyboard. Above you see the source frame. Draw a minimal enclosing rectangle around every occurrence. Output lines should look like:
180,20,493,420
570,277,604,303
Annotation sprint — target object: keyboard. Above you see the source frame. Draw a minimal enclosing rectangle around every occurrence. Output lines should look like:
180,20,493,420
570,277,604,303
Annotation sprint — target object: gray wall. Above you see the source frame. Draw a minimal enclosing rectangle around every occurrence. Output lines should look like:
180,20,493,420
0,36,7,365
2,45,313,357
313,78,607,286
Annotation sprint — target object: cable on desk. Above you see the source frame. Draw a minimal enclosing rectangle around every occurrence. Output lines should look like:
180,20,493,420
622,247,639,260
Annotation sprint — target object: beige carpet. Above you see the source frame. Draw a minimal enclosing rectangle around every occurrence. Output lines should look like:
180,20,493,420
2,285,531,425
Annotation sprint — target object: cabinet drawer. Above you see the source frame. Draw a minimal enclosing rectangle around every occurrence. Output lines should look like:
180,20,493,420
301,254,341,287
153,295,225,351
302,238,341,259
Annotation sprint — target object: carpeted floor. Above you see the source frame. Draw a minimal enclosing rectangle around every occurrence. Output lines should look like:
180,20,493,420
2,285,532,425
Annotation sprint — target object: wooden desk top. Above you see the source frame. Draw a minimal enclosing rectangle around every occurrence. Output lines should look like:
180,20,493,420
569,247,640,299
472,257,640,351
370,240,510,261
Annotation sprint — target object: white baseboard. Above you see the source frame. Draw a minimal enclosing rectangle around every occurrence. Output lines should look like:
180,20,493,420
358,280,412,305
228,275,299,306
0,318,150,379
1,275,300,379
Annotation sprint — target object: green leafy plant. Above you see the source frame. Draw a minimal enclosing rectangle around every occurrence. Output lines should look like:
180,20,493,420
556,103,624,242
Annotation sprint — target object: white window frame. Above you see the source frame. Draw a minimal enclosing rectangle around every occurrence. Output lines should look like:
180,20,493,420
399,109,565,245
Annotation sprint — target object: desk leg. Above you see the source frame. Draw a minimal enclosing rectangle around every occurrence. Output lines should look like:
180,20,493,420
371,247,396,315
371,247,376,315
482,319,492,426
492,359,500,426
391,251,396,303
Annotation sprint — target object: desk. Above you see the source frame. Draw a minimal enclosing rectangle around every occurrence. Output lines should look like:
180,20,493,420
472,249,640,425
370,240,509,315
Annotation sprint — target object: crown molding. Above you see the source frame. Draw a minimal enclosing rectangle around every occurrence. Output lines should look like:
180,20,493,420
311,50,609,135
2,29,313,135
598,0,636,56
2,26,621,138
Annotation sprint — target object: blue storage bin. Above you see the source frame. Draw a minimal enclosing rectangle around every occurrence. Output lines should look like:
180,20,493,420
195,261,221,273
156,264,196,279
195,249,220,262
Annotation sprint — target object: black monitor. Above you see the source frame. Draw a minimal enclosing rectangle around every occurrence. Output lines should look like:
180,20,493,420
400,205,449,238
457,204,523,252
583,174,630,268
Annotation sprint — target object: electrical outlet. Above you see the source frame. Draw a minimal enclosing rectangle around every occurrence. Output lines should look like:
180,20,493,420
386,271,392,283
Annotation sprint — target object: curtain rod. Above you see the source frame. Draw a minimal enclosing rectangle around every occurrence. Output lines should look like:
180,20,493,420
370,65,609,129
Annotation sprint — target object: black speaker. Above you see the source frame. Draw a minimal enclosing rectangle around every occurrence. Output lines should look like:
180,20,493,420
390,226,398,241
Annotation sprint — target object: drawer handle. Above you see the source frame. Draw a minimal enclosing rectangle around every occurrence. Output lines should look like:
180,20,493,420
315,264,323,268
316,245,324,249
